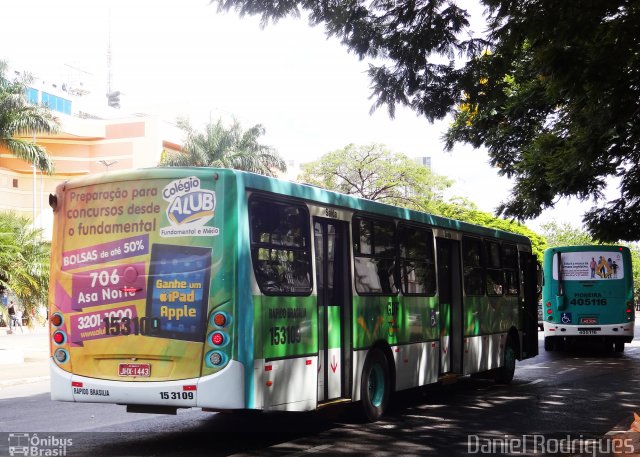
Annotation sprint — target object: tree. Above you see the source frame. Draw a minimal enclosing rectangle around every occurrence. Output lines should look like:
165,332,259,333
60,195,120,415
540,221,593,249
298,143,452,210
161,117,286,177
0,60,58,173
298,143,547,260
212,1,640,241
431,199,547,261
0,212,50,324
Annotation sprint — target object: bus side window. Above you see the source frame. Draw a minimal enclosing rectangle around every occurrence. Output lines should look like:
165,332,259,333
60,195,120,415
462,236,484,296
502,244,520,295
249,199,312,295
353,217,397,295
398,225,436,296
485,240,504,296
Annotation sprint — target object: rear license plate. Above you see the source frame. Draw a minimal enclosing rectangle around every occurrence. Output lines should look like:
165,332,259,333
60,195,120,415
578,327,601,335
118,363,151,377
580,317,598,324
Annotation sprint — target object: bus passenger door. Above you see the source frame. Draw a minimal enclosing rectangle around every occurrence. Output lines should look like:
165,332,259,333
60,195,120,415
436,238,463,374
521,252,539,358
314,218,351,402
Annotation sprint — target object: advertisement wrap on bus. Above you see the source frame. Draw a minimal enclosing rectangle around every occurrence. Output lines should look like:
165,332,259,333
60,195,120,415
49,168,539,421
50,170,244,409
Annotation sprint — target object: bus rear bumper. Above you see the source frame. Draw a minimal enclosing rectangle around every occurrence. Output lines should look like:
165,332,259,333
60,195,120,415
50,359,245,409
543,322,634,341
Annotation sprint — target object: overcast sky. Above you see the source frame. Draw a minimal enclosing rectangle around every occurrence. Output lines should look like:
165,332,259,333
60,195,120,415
1,0,595,231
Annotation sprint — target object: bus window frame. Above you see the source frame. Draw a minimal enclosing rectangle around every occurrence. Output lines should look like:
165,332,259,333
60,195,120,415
352,215,398,296
462,235,485,296
397,223,436,297
248,196,313,297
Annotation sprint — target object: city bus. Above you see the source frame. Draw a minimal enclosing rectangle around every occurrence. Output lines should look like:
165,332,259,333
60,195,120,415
48,168,539,421
541,245,635,352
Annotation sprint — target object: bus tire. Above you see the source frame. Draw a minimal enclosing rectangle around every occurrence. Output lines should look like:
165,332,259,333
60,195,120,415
544,337,554,351
615,341,625,353
495,337,516,384
360,348,390,422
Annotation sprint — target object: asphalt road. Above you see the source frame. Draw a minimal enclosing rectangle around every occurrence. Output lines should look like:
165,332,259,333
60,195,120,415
2,329,639,457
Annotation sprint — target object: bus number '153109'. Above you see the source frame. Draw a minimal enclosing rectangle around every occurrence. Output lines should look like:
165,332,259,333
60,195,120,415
269,326,302,345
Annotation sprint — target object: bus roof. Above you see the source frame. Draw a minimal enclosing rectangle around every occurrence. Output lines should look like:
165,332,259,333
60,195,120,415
57,167,531,245
544,245,629,254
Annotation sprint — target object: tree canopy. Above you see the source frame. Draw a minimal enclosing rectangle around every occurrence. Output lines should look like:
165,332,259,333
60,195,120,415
298,143,547,260
212,0,640,241
0,60,58,173
161,117,286,177
298,143,452,209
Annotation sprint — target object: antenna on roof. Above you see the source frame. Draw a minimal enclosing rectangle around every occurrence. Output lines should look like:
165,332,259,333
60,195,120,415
106,9,120,109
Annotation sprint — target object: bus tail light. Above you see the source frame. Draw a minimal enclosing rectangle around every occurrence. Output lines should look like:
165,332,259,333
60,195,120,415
211,311,230,328
50,313,63,327
54,348,69,363
205,350,227,368
208,331,227,347
53,330,67,345
627,302,634,320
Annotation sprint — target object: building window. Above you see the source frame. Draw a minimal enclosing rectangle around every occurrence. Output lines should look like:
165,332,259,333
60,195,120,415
25,87,39,104
12,179,18,188
41,92,71,115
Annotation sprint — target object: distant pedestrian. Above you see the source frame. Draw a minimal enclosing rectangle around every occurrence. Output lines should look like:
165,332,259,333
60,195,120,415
8,300,23,333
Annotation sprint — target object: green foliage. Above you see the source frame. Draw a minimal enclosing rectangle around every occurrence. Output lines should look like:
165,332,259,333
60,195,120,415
540,221,594,248
161,117,286,177
298,143,546,260
430,200,547,262
298,143,452,210
0,212,50,321
0,60,58,173
212,0,640,241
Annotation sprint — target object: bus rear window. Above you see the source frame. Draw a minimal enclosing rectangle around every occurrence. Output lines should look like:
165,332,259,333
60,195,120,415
249,198,312,295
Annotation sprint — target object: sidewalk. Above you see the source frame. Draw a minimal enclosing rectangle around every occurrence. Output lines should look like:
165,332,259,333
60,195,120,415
0,325,50,388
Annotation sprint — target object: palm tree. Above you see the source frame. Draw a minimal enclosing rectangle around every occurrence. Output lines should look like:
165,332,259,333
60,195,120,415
0,212,50,325
161,117,286,177
0,60,59,174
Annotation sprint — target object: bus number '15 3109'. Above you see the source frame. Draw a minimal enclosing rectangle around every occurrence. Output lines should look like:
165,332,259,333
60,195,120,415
160,392,194,400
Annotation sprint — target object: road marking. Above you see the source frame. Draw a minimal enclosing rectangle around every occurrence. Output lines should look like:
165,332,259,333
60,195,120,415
558,367,576,375
282,444,333,456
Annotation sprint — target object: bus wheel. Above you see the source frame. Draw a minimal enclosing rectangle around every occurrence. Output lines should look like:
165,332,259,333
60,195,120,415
360,348,390,422
495,337,516,384
544,337,554,351
615,341,625,353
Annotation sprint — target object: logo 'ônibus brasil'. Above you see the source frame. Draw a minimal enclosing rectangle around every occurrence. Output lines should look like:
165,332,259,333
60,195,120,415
163,176,216,226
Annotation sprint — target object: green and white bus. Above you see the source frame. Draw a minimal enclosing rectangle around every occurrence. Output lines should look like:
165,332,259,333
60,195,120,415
541,245,635,352
48,168,539,421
